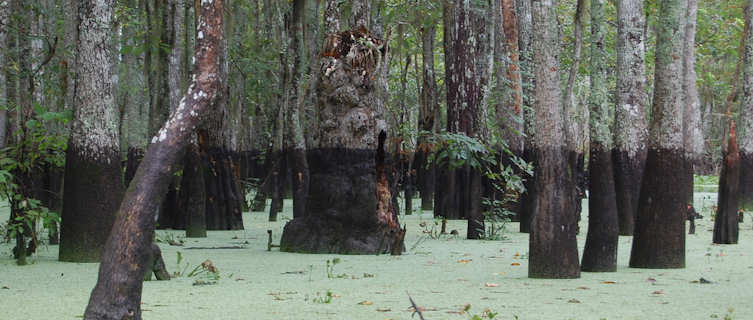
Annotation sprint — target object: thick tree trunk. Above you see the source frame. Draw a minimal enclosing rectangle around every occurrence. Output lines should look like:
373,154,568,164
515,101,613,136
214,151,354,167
59,0,125,263
83,1,223,317
437,0,491,240
528,0,580,279
614,0,648,236
279,26,404,254
682,0,703,207
741,0,753,211
183,140,207,238
713,121,740,244
630,0,687,269
581,0,618,273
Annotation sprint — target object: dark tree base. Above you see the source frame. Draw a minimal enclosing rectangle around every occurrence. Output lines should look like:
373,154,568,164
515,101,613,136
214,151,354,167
519,147,537,233
203,148,244,230
415,148,435,211
59,145,124,262
613,148,646,236
124,147,144,187
581,147,618,272
741,152,753,210
268,150,287,222
529,147,580,279
714,135,740,244
280,148,403,254
286,147,309,219
182,143,207,238
630,148,686,269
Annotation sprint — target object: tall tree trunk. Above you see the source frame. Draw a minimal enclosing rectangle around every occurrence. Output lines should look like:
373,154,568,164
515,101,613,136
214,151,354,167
437,0,491,241
528,0,580,279
614,0,648,236
740,0,753,211
0,0,8,149
713,121,740,244
581,0,618,273
280,20,404,254
630,0,687,269
517,0,536,233
415,23,437,211
59,0,124,263
682,0,702,207
83,1,223,317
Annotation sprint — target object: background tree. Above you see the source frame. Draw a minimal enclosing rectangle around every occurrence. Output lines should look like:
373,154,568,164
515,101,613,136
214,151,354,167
741,0,753,211
83,0,223,317
59,0,124,263
630,0,687,269
682,0,703,206
517,0,536,234
713,120,740,244
528,0,580,279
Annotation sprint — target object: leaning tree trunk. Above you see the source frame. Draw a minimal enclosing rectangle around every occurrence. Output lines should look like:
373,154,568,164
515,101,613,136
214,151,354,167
437,0,491,240
741,0,753,211
614,0,648,236
629,0,687,269
713,121,740,244
279,26,404,254
682,0,703,207
581,0,618,273
59,0,125,263
83,0,223,317
516,0,535,233
528,0,580,279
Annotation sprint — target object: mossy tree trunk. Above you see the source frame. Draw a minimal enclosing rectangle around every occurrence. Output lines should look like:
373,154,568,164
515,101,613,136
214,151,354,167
60,0,125,263
528,0,580,279
741,0,753,211
682,0,703,207
581,0,618,273
614,0,648,236
713,121,740,244
516,0,535,234
437,0,491,240
83,1,223,316
630,0,687,269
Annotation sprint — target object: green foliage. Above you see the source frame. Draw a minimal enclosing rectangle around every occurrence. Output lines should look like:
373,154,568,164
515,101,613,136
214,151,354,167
187,259,221,285
326,258,345,279
309,290,334,304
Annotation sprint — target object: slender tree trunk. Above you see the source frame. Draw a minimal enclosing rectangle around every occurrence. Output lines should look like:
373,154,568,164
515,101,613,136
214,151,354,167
741,0,753,211
416,23,437,211
713,121,740,244
59,0,125,263
614,0,648,236
682,0,702,207
630,0,687,269
83,1,223,317
581,0,618,273
517,0,536,233
0,0,8,149
121,0,149,186
528,0,580,279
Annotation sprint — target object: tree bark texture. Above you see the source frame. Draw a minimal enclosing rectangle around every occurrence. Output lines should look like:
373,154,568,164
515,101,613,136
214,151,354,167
84,0,223,317
614,0,648,236
713,121,740,244
581,0,618,273
528,0,580,279
437,0,491,240
182,140,207,238
60,0,125,263
516,0,535,234
0,0,8,149
682,0,702,206
279,27,404,254
741,0,753,210
416,23,438,211
630,0,687,269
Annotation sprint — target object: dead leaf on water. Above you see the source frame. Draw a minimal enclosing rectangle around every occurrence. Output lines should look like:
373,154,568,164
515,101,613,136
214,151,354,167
652,290,664,295
576,286,589,290
568,299,581,303
600,281,617,284
484,282,499,287
376,308,391,312
458,259,472,264
358,301,373,305
511,262,521,266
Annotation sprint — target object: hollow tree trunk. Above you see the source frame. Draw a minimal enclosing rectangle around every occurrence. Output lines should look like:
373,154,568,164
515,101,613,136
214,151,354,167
713,121,740,244
59,0,125,263
614,0,648,236
83,1,223,317
528,0,580,279
279,26,404,254
630,0,687,269
581,0,618,273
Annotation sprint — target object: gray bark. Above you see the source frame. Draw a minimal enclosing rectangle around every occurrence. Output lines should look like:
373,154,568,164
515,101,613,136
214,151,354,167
0,0,8,148
741,0,753,209
683,0,703,167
